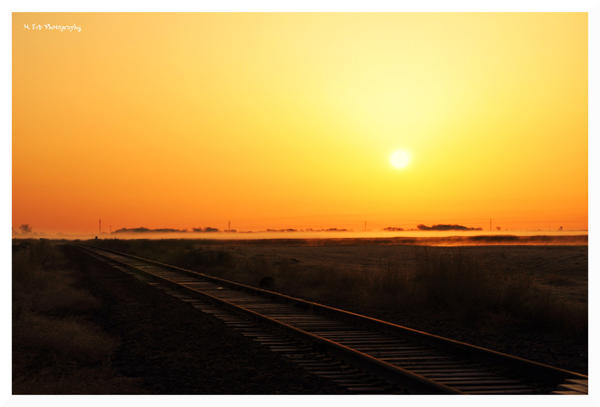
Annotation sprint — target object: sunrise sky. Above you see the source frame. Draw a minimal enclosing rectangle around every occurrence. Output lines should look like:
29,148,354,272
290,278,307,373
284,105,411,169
12,13,588,234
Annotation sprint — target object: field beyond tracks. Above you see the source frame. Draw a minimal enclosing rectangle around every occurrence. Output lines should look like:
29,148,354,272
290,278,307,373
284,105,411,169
91,237,587,374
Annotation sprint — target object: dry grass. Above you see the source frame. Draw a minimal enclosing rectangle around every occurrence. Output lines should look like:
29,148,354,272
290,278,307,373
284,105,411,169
13,240,101,317
93,239,587,338
12,239,138,394
14,311,116,363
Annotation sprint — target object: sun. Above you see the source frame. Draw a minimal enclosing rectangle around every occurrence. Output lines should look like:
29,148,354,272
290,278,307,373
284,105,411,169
389,150,411,169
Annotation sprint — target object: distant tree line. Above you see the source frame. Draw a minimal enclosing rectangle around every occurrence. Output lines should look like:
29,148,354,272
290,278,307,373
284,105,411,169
417,224,482,231
112,227,187,234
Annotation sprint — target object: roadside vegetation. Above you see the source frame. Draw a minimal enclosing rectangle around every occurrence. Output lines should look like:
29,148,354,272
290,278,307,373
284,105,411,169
12,239,142,393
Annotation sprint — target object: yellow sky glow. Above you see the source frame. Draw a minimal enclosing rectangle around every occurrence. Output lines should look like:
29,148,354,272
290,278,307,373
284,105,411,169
12,13,588,233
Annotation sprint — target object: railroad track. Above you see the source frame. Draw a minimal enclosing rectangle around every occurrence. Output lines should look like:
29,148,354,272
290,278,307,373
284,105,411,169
77,244,588,395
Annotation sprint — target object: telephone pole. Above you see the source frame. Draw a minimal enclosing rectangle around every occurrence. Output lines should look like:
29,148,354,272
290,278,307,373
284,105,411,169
99,218,102,234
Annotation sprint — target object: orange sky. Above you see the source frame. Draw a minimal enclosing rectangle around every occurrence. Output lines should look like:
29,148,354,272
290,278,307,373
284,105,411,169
13,13,588,234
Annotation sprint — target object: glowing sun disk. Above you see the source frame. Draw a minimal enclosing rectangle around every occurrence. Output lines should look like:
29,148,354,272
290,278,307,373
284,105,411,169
390,150,411,169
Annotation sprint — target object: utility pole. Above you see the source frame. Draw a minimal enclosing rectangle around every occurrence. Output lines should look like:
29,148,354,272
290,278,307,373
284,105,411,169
99,218,102,234
364,221,367,232
228,220,231,231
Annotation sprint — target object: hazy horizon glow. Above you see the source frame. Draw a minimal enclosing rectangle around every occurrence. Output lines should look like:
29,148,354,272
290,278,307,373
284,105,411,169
13,13,588,234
